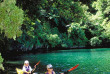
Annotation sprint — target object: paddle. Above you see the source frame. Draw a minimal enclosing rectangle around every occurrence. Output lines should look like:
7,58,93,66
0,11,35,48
63,64,79,74
34,61,40,66
32,61,40,72
68,64,79,72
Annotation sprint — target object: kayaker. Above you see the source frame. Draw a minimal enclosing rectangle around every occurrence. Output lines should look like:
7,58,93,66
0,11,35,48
45,64,56,74
22,60,36,74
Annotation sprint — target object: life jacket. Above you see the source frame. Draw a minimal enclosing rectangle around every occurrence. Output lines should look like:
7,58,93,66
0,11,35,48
24,66,31,74
45,71,54,74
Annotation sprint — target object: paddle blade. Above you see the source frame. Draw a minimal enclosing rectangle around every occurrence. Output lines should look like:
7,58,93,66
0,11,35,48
68,64,79,72
36,61,40,66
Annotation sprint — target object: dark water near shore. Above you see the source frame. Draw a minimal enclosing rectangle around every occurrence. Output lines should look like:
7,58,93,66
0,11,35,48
6,48,110,74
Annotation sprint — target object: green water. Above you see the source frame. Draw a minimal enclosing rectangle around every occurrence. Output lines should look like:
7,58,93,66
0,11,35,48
6,48,110,74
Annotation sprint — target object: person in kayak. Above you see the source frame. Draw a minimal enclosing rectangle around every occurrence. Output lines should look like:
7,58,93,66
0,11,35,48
45,64,56,74
22,60,36,74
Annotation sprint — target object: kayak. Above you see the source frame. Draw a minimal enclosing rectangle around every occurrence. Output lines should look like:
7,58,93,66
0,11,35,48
16,68,38,74
16,68,23,74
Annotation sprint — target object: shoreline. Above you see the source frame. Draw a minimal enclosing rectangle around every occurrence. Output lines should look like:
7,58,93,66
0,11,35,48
2,47,110,60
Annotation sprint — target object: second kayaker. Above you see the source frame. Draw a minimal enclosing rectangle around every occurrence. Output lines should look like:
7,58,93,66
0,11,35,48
45,64,56,74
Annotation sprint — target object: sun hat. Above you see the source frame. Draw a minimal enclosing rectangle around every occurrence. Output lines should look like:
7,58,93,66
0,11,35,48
47,64,53,69
24,60,29,64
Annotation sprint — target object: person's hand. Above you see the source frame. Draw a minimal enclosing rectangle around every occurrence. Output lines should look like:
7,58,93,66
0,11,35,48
24,71,31,74
34,65,36,68
27,72,31,74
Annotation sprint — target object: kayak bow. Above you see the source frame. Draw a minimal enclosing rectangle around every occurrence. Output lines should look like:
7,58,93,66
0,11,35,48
16,68,23,74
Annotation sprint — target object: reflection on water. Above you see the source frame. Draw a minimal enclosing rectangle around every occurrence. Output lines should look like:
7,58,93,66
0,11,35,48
6,48,110,74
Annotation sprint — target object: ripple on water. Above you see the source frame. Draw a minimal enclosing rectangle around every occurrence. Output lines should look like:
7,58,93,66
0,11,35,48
94,68,99,70
83,67,85,69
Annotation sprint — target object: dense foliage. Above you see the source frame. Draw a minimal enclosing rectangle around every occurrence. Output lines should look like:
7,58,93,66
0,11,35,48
0,0,24,39
0,0,110,52
0,0,24,52
16,0,89,50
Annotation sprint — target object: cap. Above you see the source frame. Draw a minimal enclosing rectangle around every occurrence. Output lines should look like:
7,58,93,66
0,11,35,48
24,60,29,64
47,64,53,69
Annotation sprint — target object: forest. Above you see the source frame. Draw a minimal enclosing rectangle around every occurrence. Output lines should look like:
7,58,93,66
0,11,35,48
0,0,110,71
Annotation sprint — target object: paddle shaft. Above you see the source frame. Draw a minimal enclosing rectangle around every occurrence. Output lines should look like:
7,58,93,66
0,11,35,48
31,61,40,73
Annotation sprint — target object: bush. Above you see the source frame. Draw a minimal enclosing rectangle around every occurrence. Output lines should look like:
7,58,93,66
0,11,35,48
90,37,102,47
0,53,4,71
47,34,61,47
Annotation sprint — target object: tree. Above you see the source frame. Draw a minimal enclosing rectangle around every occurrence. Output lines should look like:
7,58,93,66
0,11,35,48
0,0,24,52
0,0,24,39
85,0,110,47
0,0,24,69
68,23,88,47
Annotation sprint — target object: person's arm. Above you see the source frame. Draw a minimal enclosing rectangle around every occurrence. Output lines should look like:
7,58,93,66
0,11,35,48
22,66,26,72
53,71,56,74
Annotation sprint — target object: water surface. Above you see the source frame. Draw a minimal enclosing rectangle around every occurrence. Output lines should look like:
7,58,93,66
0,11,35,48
7,48,110,74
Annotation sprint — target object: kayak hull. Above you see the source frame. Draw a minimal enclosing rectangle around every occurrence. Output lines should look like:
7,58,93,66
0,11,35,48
16,68,23,74
16,68,38,74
